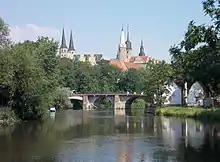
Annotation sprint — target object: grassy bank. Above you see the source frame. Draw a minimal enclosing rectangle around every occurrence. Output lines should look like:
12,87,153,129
156,107,220,121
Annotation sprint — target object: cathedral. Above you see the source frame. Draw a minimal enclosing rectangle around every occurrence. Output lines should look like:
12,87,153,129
57,28,103,65
57,26,160,69
110,26,160,71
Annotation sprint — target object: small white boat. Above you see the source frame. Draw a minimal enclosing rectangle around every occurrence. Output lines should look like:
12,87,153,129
49,107,56,112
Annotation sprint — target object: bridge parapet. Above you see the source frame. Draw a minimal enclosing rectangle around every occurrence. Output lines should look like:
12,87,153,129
70,93,146,97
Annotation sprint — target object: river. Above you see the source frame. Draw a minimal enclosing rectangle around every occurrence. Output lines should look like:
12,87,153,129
0,109,220,162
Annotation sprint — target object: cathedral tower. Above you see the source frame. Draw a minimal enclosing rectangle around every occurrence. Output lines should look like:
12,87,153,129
60,28,68,54
139,39,145,56
125,25,132,61
68,30,75,53
117,26,127,61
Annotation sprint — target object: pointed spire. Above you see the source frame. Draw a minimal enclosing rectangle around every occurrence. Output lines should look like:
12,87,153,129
68,30,75,51
139,39,145,56
119,25,126,47
60,28,67,49
125,24,132,50
126,25,130,41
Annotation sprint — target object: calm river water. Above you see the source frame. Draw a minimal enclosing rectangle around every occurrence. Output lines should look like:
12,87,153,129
0,109,220,162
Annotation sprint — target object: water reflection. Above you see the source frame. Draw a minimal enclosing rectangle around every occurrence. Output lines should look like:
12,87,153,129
0,110,220,161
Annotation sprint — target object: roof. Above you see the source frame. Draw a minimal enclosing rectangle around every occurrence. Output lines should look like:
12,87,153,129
109,60,140,71
130,56,151,63
124,62,140,70
109,55,160,71
130,56,160,63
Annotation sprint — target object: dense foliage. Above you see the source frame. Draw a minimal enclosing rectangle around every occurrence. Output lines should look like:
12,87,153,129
169,0,220,96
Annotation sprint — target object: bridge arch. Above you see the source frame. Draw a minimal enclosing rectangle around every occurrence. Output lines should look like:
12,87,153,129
93,96,114,109
69,96,83,110
125,96,147,115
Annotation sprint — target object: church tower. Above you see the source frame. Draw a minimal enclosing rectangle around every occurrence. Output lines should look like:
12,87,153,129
117,26,127,61
125,25,132,61
67,30,76,59
139,39,145,56
59,28,68,55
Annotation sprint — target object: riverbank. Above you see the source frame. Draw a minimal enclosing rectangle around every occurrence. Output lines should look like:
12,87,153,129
155,107,220,121
0,108,19,126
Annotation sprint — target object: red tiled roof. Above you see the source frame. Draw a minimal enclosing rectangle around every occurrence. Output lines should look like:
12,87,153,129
109,60,141,71
109,55,161,71
129,56,160,63
109,60,127,71
124,62,140,70
130,56,150,63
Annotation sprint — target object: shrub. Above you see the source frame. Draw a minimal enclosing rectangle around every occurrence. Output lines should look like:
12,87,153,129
53,87,72,110
0,107,19,126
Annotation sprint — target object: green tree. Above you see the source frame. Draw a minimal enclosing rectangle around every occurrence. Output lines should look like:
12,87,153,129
118,68,143,93
141,61,174,106
0,17,11,48
58,58,76,89
53,87,72,110
73,62,100,93
96,60,122,92
0,37,60,120
0,17,13,106
169,0,220,96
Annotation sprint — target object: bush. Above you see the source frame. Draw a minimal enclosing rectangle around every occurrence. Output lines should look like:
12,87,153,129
53,87,72,110
0,108,19,126
131,99,146,109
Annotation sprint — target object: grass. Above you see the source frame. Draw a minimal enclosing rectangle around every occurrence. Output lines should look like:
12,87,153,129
155,106,220,121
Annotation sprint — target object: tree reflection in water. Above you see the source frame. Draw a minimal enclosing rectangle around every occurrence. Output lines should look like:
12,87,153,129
0,110,219,161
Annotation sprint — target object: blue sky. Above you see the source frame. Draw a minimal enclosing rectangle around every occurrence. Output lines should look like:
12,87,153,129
1,0,211,61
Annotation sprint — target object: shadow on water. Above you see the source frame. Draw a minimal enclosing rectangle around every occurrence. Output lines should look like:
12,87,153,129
0,109,220,161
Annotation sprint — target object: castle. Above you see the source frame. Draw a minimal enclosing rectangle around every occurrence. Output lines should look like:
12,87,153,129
57,28,103,65
57,26,160,68
109,25,160,71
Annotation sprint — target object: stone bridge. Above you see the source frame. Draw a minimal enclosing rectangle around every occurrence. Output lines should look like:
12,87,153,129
69,93,147,110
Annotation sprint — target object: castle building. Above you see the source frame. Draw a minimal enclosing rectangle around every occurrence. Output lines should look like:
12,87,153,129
58,28,103,65
110,25,160,71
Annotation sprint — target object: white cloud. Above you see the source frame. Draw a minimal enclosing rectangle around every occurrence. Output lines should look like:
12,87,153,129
9,24,60,42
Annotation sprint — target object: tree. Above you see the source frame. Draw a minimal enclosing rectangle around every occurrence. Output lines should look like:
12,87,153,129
118,68,143,93
142,61,174,106
0,17,11,48
8,38,59,120
203,0,220,29
0,17,12,106
53,87,72,110
0,37,60,120
169,1,220,96
58,57,79,92
96,60,122,92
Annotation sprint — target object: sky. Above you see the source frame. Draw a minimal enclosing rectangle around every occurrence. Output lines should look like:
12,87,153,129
0,0,212,61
